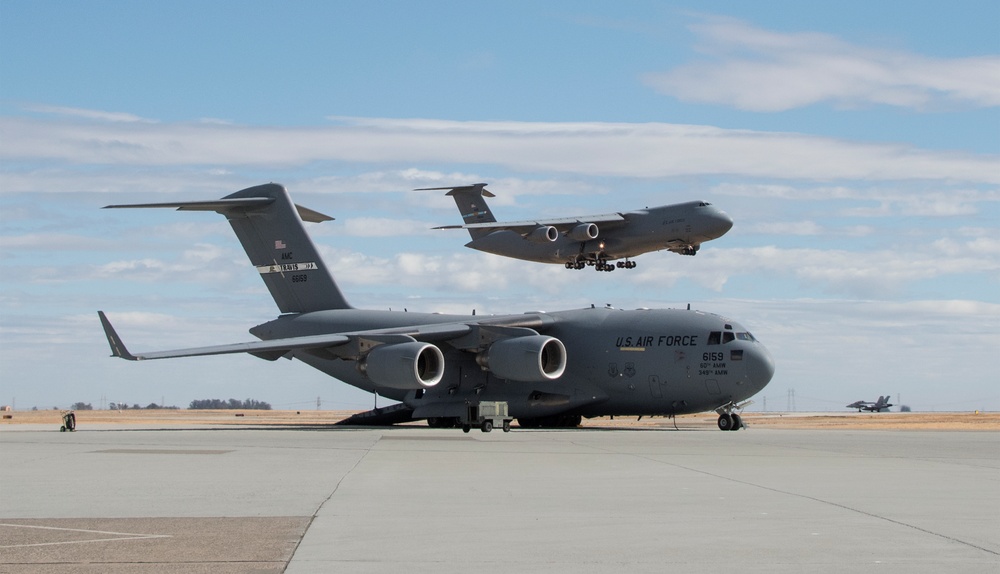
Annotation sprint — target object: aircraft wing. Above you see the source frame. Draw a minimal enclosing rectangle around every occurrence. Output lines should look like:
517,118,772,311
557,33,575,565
99,311,351,361
99,311,554,362
434,212,626,231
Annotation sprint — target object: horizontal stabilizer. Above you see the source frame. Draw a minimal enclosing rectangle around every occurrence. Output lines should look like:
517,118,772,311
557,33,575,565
415,183,496,198
103,198,333,223
104,198,274,211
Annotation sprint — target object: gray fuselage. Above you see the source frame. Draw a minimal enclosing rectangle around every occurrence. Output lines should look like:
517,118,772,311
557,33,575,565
252,306,774,420
465,201,733,264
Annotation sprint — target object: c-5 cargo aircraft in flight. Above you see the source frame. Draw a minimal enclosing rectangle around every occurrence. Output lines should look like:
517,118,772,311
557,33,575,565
846,395,893,412
426,183,733,271
99,184,773,431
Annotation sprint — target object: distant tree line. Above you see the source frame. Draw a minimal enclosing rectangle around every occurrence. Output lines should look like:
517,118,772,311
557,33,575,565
107,402,179,410
64,402,181,410
189,398,272,410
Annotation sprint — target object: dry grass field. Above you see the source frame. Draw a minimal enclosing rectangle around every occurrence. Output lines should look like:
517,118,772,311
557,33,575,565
2,408,998,431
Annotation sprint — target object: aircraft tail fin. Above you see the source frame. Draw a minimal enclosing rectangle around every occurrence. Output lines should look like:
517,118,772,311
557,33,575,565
104,183,352,314
419,183,497,239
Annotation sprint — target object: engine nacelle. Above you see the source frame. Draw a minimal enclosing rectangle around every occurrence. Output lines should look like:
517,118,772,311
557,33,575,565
525,225,559,243
477,335,567,382
567,222,599,241
360,342,445,390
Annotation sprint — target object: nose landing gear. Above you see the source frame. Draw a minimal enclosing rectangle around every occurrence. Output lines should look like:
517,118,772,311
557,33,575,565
715,400,751,431
717,413,742,431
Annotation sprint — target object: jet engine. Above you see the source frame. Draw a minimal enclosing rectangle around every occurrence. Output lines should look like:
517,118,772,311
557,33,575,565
567,223,598,241
360,342,445,390
477,335,567,382
525,225,559,243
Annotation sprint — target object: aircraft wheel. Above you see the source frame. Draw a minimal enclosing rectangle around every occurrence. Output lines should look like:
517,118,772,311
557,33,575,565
462,425,470,433
503,420,511,432
616,261,624,268
717,414,734,431
60,426,66,432
730,414,743,430
481,421,493,433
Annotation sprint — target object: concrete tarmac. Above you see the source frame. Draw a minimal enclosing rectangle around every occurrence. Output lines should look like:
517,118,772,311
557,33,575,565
1,423,997,573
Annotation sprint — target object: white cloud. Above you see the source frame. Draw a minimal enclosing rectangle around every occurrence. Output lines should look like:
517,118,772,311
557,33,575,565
327,247,564,297
745,221,824,235
2,114,998,184
24,104,158,123
713,182,998,218
633,242,1000,298
0,233,112,251
339,218,436,238
90,243,244,286
642,16,1000,111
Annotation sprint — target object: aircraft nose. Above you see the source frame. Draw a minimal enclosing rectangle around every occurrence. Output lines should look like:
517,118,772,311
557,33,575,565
745,344,775,391
713,209,734,235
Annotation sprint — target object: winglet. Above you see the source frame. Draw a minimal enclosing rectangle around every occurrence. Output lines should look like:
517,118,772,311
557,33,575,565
97,311,139,361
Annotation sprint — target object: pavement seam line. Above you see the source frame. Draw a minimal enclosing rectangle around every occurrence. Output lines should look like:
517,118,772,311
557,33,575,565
281,433,380,572
619,451,1000,557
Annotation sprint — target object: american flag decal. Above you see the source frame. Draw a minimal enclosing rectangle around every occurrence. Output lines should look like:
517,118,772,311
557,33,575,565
274,240,286,249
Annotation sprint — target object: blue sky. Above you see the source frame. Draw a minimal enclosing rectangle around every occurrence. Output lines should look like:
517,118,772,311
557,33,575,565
1,1,998,412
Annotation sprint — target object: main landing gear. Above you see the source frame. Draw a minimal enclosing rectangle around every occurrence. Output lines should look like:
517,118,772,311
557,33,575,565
715,400,751,431
564,259,637,272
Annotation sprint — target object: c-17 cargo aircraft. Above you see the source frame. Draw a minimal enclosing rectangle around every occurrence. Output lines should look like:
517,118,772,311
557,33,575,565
847,395,893,412
98,184,773,431
426,183,733,271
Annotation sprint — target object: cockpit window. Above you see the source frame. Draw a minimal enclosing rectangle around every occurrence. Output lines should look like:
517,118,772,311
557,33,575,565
709,331,755,344
698,201,712,207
